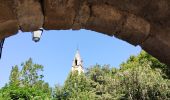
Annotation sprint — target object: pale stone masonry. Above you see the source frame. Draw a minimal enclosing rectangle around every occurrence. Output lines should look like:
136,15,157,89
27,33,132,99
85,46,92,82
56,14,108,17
71,50,84,74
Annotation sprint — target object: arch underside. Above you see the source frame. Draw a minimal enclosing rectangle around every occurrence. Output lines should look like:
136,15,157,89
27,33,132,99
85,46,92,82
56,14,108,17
0,0,170,65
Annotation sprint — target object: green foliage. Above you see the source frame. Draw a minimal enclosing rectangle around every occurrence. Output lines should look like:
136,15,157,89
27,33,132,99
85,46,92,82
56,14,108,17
114,51,170,99
1,51,170,100
121,51,170,78
20,58,44,87
9,65,20,86
0,58,51,100
117,63,170,100
53,72,95,99
53,51,170,100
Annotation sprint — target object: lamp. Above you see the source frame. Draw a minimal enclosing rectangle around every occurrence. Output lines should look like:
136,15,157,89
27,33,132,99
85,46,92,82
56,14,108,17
32,28,43,42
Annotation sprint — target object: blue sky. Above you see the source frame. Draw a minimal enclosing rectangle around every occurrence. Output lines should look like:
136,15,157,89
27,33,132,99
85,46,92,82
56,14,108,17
0,29,141,87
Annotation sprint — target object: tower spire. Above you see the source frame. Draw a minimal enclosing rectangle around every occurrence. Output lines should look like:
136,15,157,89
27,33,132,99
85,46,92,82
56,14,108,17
76,44,79,51
71,49,84,74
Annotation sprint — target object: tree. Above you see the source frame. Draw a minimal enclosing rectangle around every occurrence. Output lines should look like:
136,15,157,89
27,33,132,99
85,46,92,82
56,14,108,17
54,71,95,99
121,51,170,78
1,51,170,99
9,65,20,86
20,58,44,87
138,51,170,79
0,58,52,100
118,51,170,100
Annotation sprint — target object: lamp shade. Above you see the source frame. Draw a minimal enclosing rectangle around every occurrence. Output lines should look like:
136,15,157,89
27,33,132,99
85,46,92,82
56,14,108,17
32,28,43,42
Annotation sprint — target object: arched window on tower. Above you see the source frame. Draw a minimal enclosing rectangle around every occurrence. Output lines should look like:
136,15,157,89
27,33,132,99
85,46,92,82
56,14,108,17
75,59,78,66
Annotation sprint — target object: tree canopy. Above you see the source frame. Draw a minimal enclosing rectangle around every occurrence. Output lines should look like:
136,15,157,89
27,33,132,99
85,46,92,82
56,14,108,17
53,51,170,100
0,58,51,100
0,51,170,100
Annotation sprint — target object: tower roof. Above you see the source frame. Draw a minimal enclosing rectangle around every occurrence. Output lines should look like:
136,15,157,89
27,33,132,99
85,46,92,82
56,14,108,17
72,49,83,67
72,49,84,74
74,50,82,61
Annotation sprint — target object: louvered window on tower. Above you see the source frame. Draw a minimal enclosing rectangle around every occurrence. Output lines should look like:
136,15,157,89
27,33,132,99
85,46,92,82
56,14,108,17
75,59,78,65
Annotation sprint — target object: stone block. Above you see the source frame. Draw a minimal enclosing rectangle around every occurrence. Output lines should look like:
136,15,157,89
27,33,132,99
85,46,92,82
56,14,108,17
43,0,80,30
15,0,44,32
0,0,18,40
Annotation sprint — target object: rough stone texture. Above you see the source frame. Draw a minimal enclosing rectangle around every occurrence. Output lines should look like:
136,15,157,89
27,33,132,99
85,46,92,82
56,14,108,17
0,0,18,40
89,0,170,27
72,1,90,30
85,4,150,45
14,0,44,31
141,25,170,65
0,0,170,66
43,0,81,30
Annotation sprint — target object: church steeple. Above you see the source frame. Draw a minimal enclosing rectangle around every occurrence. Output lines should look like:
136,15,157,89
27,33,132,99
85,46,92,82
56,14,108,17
72,49,84,74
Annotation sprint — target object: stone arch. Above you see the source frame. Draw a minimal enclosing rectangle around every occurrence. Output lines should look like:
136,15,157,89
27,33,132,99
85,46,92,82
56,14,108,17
0,0,170,65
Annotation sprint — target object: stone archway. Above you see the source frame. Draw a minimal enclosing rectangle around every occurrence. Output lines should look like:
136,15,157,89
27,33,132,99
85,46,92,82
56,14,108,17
0,0,170,65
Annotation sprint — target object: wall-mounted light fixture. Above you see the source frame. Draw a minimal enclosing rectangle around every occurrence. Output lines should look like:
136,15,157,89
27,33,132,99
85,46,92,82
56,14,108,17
32,28,43,42
0,38,5,59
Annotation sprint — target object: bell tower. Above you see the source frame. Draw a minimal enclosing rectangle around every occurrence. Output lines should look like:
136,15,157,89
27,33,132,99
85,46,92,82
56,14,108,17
72,50,84,74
